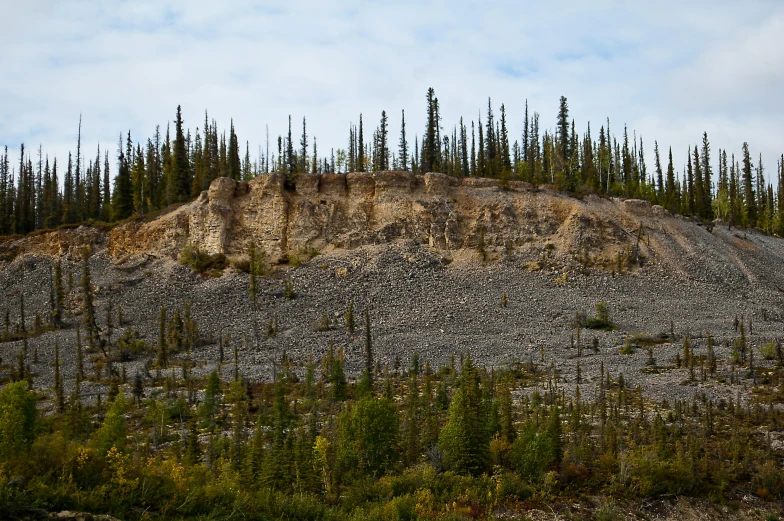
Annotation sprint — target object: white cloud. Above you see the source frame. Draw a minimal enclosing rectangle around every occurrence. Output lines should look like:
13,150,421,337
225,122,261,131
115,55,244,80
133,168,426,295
0,0,781,184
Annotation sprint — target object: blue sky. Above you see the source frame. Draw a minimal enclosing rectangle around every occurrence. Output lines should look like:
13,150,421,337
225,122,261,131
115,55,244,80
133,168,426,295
1,0,782,181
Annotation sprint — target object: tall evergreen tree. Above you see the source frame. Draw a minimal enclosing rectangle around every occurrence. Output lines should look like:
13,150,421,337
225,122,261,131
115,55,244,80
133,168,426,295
654,141,664,202
742,142,756,227
299,117,308,174
357,115,365,172
398,109,408,171
522,100,529,164
701,132,713,219
665,147,677,214
499,104,511,175
438,353,489,476
112,134,133,220
422,88,437,173
378,111,389,171
173,106,191,200
75,115,83,221
556,96,570,165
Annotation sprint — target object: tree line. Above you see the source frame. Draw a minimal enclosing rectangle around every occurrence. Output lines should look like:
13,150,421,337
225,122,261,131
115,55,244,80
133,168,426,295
1,90,783,237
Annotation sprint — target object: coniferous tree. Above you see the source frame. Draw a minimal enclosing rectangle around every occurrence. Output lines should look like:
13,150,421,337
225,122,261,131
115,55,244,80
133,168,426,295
485,98,496,177
102,151,110,219
777,155,784,236
112,134,133,220
460,118,469,177
522,100,529,164
357,114,365,172
477,115,486,177
701,132,713,219
398,109,408,171
51,260,64,328
378,111,389,171
299,117,308,174
173,106,191,200
75,116,83,220
53,341,64,412
262,377,292,488
131,144,146,214
499,104,511,176
80,247,102,356
438,353,489,476
665,147,677,213
742,142,756,227
422,88,438,173
654,141,664,202
227,119,241,180
557,96,570,167
693,146,705,218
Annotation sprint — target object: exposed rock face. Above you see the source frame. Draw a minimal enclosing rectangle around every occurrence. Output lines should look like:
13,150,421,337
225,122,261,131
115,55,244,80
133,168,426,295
105,171,647,266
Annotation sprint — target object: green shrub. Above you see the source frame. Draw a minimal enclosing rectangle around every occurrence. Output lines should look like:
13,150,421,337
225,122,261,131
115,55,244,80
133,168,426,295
581,302,616,331
179,243,227,275
760,340,777,361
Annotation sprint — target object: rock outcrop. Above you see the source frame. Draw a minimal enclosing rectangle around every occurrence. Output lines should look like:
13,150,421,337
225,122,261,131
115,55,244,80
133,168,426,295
105,171,647,266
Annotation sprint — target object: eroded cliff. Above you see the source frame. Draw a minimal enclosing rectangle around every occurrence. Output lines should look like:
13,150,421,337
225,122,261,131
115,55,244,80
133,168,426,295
104,171,655,266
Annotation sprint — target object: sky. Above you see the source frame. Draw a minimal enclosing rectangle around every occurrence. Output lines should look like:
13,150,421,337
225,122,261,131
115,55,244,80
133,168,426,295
1,0,782,183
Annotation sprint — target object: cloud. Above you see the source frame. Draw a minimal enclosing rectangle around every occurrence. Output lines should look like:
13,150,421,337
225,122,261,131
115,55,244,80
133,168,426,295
0,0,781,185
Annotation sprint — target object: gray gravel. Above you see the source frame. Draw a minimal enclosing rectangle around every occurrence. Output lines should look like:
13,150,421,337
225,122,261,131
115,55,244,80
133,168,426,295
2,234,782,410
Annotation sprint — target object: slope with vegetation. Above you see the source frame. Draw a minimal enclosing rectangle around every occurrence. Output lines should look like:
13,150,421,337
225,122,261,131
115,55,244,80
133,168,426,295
1,91,784,520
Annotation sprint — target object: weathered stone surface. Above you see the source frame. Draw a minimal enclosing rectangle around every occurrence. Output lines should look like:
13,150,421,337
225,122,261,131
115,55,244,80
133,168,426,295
295,173,319,197
621,198,653,216
346,172,375,198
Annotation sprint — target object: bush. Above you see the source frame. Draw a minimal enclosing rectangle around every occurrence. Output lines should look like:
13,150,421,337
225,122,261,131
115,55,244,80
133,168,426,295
760,340,777,361
116,328,148,359
581,302,616,331
179,243,227,275
311,314,332,332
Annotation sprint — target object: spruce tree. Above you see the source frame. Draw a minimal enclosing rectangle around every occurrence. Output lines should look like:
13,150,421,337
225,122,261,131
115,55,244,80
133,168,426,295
378,111,389,171
438,353,490,475
53,340,64,412
654,141,664,201
112,134,134,220
665,147,677,213
701,132,713,219
399,109,408,171
422,88,437,173
173,106,191,199
357,114,365,172
51,260,64,328
80,247,102,356
742,142,756,227
557,96,570,165
299,117,308,174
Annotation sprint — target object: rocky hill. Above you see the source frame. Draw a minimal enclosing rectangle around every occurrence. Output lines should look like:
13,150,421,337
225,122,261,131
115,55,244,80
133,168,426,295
2,171,784,413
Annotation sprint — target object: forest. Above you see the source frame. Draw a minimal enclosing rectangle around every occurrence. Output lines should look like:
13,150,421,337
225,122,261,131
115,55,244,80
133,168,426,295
1,88,784,239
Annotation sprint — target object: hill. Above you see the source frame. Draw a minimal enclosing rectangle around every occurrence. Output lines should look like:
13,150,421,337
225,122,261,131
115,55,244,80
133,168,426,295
1,172,783,519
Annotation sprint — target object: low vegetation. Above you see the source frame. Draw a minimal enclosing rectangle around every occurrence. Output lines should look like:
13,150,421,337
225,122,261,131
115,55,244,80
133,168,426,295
179,243,227,276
